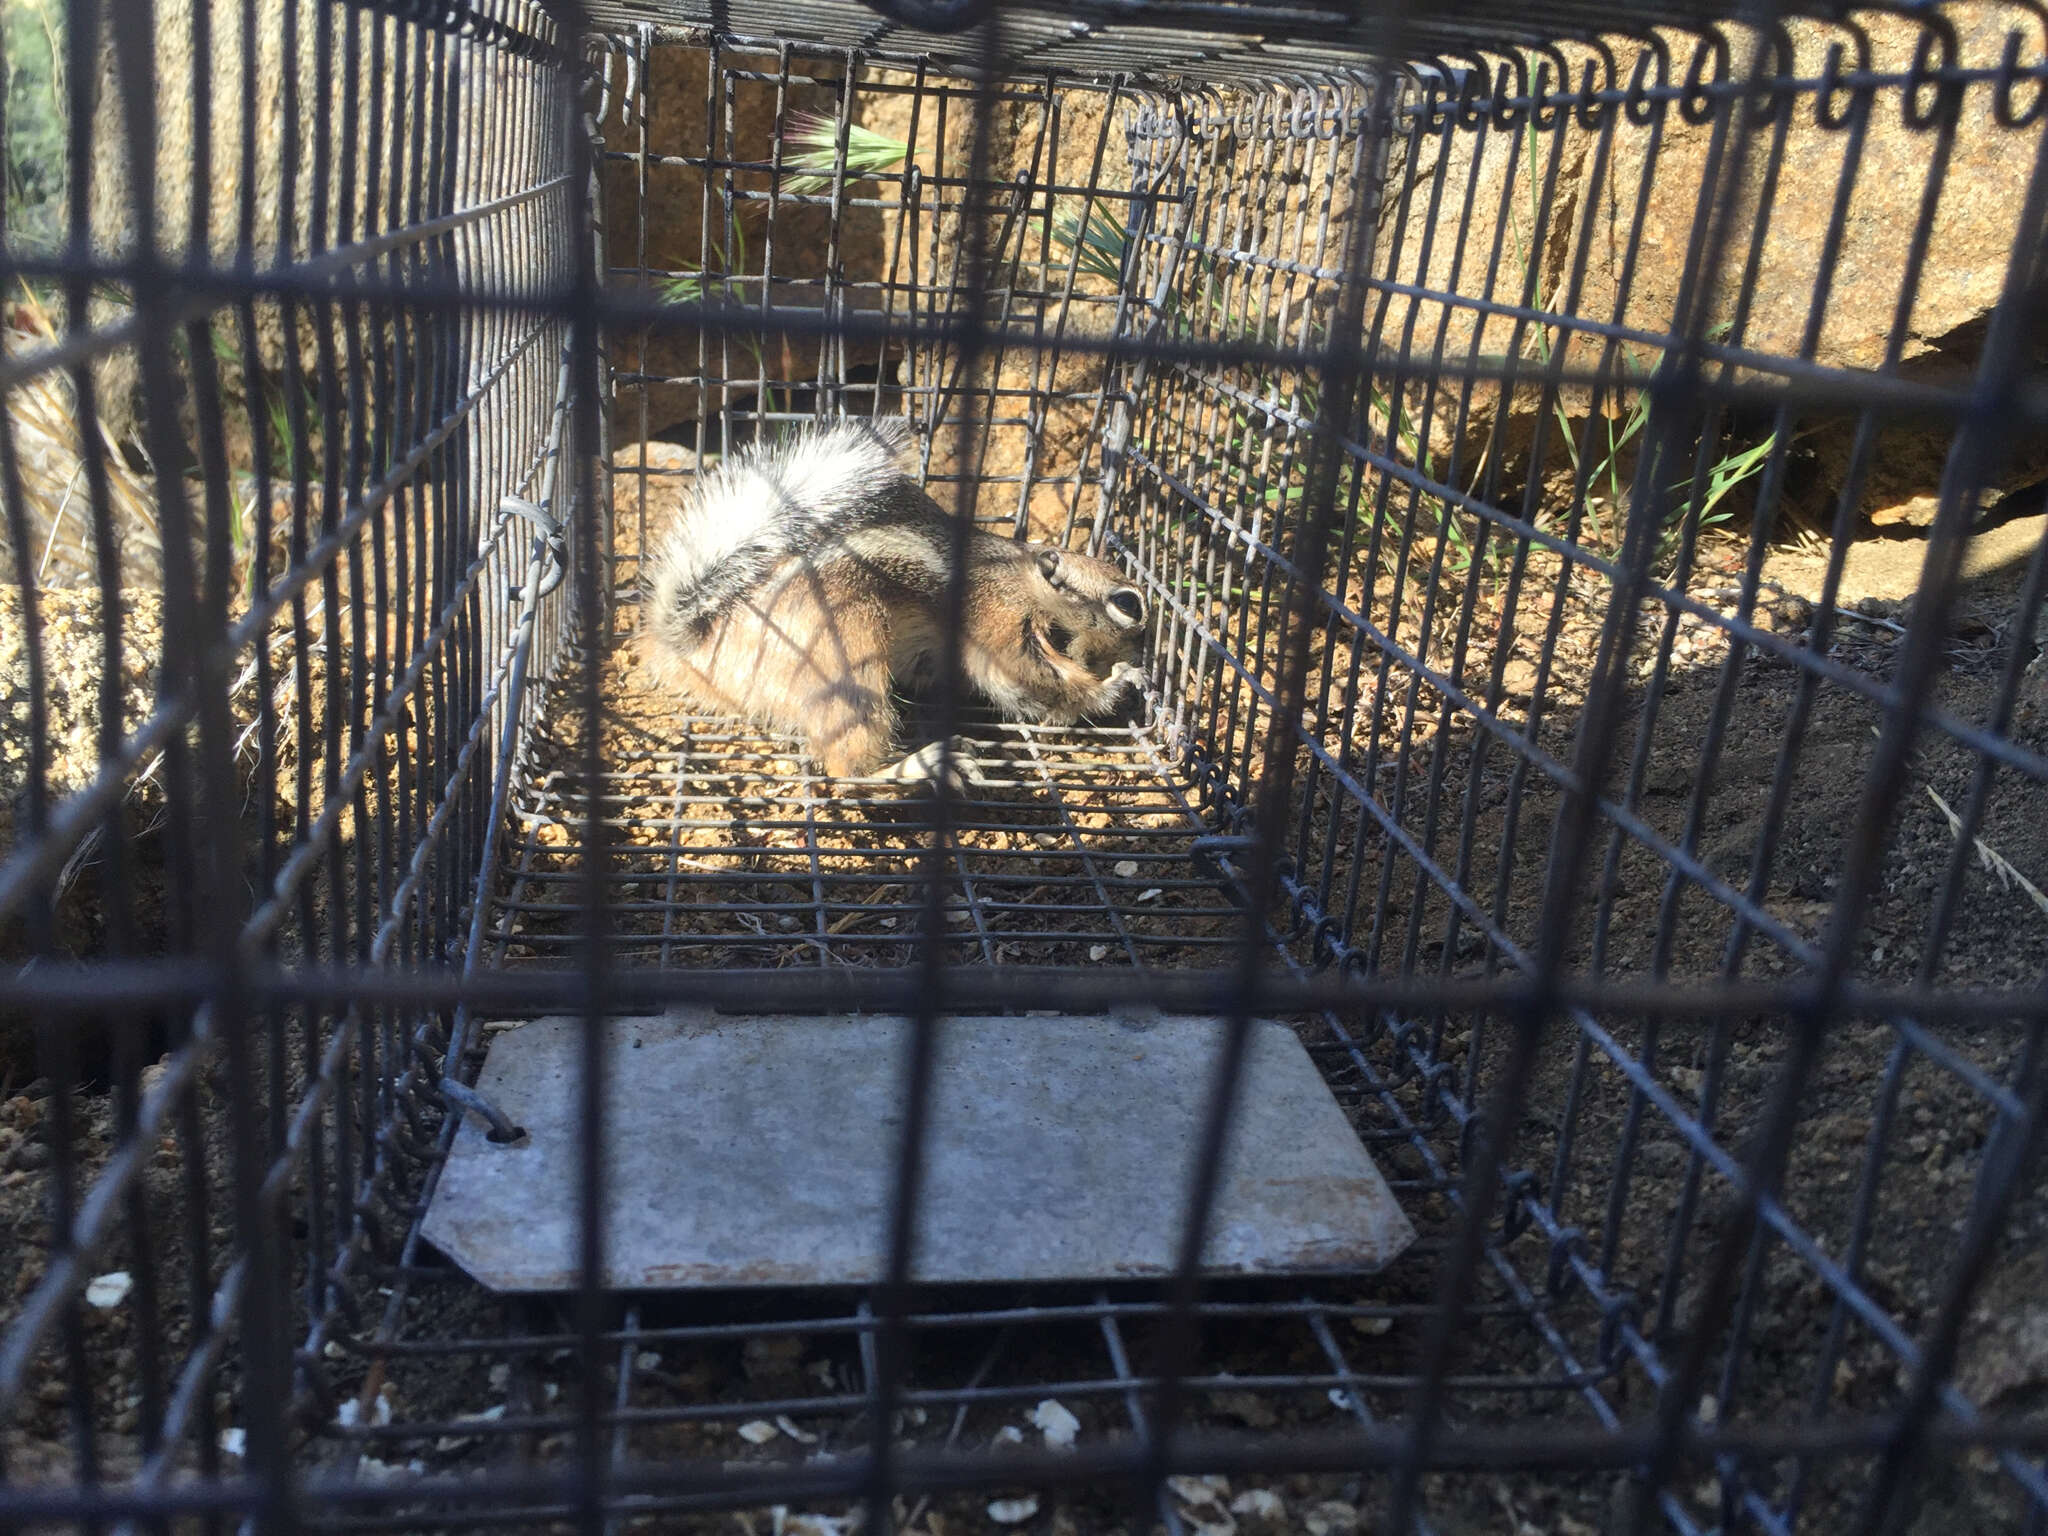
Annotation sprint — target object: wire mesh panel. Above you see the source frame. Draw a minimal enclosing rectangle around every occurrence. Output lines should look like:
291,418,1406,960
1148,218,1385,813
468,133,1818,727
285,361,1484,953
0,0,586,1509
2,1,2047,1534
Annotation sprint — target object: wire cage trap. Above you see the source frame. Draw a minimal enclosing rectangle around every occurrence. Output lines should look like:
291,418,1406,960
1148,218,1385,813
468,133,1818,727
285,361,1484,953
2,0,2048,1533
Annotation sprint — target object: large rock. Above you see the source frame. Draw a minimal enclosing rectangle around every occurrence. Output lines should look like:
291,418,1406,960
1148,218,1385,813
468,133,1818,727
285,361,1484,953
1372,10,2048,524
1572,11,2038,373
595,46,884,437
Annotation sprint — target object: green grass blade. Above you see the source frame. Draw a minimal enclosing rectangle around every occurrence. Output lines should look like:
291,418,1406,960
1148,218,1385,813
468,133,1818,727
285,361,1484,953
1050,200,1130,285
779,111,910,197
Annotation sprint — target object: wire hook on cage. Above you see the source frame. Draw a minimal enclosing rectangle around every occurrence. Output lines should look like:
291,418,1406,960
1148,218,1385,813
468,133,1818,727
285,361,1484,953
1499,1168,1541,1240
1572,40,1620,131
438,1078,525,1145
1597,1287,1642,1370
1338,944,1379,987
1282,882,1314,941
1372,1011,1419,1076
1994,20,2048,127
501,495,567,604
1488,52,1534,130
1432,52,1476,128
1527,44,1572,130
1622,33,1671,127
1814,35,1873,131
1394,57,1448,130
1161,83,1214,146
1680,28,1732,126
581,36,618,125
1902,14,1964,131
1543,1225,1588,1299
1315,79,1351,140
1265,73,1313,139
1316,77,1350,139
1446,54,1489,132
622,26,649,129
585,30,645,127
1743,23,1797,128
1420,1059,1462,1129
1280,78,1347,141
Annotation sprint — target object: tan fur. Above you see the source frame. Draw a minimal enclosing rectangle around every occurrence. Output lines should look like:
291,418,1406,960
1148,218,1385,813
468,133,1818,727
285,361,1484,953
641,527,1146,780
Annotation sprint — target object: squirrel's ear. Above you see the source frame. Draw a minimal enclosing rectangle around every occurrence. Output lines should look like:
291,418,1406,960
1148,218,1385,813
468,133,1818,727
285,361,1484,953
1036,548,1064,585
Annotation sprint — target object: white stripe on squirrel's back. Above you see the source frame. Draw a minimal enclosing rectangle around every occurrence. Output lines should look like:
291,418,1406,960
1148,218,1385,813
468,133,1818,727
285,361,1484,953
644,416,917,651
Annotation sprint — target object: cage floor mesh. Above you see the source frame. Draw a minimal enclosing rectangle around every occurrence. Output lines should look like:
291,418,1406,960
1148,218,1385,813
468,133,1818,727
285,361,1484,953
487,675,1248,977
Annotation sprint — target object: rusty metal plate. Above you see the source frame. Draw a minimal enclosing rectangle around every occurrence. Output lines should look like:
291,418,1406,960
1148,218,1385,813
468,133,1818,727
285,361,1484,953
421,1012,1416,1290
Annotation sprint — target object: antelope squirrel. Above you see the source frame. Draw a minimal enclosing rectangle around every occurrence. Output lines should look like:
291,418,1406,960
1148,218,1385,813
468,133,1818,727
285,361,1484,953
640,417,1147,783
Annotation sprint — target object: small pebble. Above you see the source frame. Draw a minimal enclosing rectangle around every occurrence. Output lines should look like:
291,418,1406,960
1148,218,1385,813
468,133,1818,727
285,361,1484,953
357,1455,426,1481
988,1496,1040,1525
738,1419,780,1445
1232,1489,1285,1520
1113,859,1139,878
1168,1474,1231,1508
1029,1398,1079,1451
84,1271,133,1309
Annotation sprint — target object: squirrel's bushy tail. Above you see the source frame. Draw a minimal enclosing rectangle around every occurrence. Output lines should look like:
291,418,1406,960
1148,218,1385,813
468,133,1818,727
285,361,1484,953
643,416,918,654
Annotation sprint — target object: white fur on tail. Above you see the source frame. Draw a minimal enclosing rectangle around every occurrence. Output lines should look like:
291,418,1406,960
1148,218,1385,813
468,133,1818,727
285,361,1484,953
644,417,917,653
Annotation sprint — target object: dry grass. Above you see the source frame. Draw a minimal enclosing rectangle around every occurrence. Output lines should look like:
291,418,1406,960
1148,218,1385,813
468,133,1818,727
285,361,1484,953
0,286,163,588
